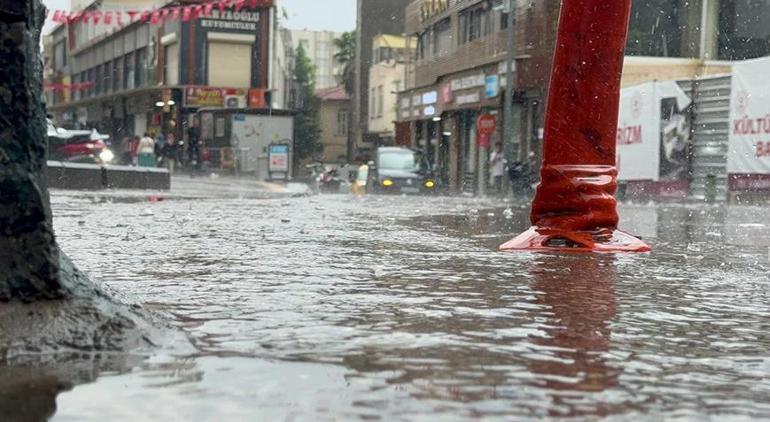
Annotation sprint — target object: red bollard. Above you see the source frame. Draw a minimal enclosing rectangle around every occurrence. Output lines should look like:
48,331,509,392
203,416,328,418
500,0,650,253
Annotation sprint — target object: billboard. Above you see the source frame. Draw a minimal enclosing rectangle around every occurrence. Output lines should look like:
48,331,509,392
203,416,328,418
727,57,770,175
616,81,692,182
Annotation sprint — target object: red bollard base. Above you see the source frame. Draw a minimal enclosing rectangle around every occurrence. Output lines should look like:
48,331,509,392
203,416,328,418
499,227,651,253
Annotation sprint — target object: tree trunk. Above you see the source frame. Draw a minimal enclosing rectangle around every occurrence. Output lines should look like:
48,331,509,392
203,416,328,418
0,0,65,301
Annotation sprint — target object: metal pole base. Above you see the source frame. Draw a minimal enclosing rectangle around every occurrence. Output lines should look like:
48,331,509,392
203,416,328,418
500,227,651,253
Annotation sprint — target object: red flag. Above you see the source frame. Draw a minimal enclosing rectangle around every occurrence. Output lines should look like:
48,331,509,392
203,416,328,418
103,11,113,25
217,0,231,13
182,7,192,22
234,0,246,12
115,11,123,26
91,11,102,24
150,10,160,25
192,5,204,19
80,11,91,23
171,7,180,21
140,10,152,23
203,3,214,17
51,10,64,23
127,10,139,22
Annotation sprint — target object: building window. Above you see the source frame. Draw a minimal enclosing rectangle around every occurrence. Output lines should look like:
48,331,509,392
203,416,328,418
718,0,770,60
377,85,384,118
432,18,452,56
103,61,112,94
124,52,135,90
95,66,103,95
626,0,684,57
336,109,348,136
87,68,95,97
135,48,148,87
370,88,376,120
53,41,67,71
459,5,491,44
113,57,123,92
164,43,179,86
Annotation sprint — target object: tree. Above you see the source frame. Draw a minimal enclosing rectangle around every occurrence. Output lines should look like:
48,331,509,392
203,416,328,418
292,45,323,164
333,31,356,96
0,0,64,301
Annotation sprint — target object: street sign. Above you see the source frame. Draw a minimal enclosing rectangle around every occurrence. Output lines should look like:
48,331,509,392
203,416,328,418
268,143,290,181
477,114,496,148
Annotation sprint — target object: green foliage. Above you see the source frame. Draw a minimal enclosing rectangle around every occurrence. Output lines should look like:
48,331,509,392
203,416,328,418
334,31,356,95
293,45,323,162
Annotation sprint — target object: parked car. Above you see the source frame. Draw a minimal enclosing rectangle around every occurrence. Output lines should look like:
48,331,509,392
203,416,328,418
47,119,114,164
368,147,437,194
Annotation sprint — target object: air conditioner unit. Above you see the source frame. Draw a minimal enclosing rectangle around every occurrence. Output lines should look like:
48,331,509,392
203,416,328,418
224,95,246,109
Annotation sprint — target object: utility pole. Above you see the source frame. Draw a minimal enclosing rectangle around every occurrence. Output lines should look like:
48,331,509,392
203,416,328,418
503,0,518,162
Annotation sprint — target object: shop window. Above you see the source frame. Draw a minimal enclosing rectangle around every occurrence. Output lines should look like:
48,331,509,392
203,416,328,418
95,66,102,95
113,57,122,92
124,52,135,90
103,61,112,94
626,0,684,57
135,48,148,88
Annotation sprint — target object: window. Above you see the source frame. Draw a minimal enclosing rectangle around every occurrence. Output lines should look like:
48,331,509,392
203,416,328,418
113,57,123,92
626,0,684,57
299,39,309,51
103,62,112,94
124,52,135,90
377,85,384,118
718,0,770,60
87,68,95,97
370,88,376,120
432,18,452,56
95,66,103,95
164,43,179,86
336,109,348,136
53,41,67,71
135,48,148,87
393,80,402,93
460,6,491,44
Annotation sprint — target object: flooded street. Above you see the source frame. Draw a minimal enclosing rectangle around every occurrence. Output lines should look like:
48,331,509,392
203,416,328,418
15,193,770,419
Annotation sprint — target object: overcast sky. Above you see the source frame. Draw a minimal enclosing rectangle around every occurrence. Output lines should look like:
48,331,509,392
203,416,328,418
42,0,356,34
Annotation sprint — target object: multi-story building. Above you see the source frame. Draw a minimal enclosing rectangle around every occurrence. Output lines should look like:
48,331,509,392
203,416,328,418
396,0,770,195
45,0,277,149
367,34,413,146
315,86,351,163
353,0,413,158
289,29,343,90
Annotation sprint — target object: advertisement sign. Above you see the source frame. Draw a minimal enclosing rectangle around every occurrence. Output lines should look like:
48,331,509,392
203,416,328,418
268,144,290,180
185,87,246,108
727,57,770,175
616,81,692,181
477,114,497,148
422,91,438,105
485,75,499,98
248,88,266,108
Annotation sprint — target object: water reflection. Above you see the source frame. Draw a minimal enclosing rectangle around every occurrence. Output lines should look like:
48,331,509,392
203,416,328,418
527,255,619,417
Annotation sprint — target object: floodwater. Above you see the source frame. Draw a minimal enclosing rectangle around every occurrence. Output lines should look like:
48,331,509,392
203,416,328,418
7,192,770,420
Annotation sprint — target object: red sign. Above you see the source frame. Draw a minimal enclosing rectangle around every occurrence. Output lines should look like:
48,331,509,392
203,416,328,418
441,83,453,104
248,88,266,108
477,114,496,148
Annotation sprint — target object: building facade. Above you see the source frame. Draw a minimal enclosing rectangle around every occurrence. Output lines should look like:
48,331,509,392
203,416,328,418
354,0,413,158
289,29,343,90
45,0,275,151
315,86,351,163
367,34,412,146
395,0,770,195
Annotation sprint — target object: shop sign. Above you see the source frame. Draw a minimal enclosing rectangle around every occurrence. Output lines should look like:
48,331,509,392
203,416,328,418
200,9,261,31
451,74,485,92
456,92,481,105
485,75,499,98
419,0,449,23
422,91,438,105
727,57,770,175
423,105,436,116
185,86,246,108
616,81,692,182
248,88,266,108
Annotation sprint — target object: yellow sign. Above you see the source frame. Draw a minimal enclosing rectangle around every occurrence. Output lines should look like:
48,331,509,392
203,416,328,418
419,0,449,23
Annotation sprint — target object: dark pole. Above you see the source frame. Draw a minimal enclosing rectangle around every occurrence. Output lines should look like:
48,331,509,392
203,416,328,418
0,0,66,300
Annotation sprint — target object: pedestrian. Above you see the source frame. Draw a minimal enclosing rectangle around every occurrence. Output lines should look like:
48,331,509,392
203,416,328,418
154,132,166,160
137,133,156,167
162,133,177,174
130,135,140,166
490,142,505,194
120,136,133,165
187,118,201,175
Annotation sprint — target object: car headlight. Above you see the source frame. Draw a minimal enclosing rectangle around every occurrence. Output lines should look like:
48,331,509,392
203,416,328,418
99,149,115,163
382,179,394,187
425,180,435,188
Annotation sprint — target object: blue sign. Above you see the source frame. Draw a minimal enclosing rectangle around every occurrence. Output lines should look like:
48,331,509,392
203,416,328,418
234,114,246,121
485,75,500,98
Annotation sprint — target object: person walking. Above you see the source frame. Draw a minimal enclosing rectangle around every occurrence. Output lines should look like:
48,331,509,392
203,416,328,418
137,133,156,167
489,142,505,195
130,135,140,166
187,118,202,175
162,133,177,174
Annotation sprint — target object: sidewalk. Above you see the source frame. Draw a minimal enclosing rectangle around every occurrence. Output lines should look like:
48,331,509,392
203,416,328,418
50,175,312,202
